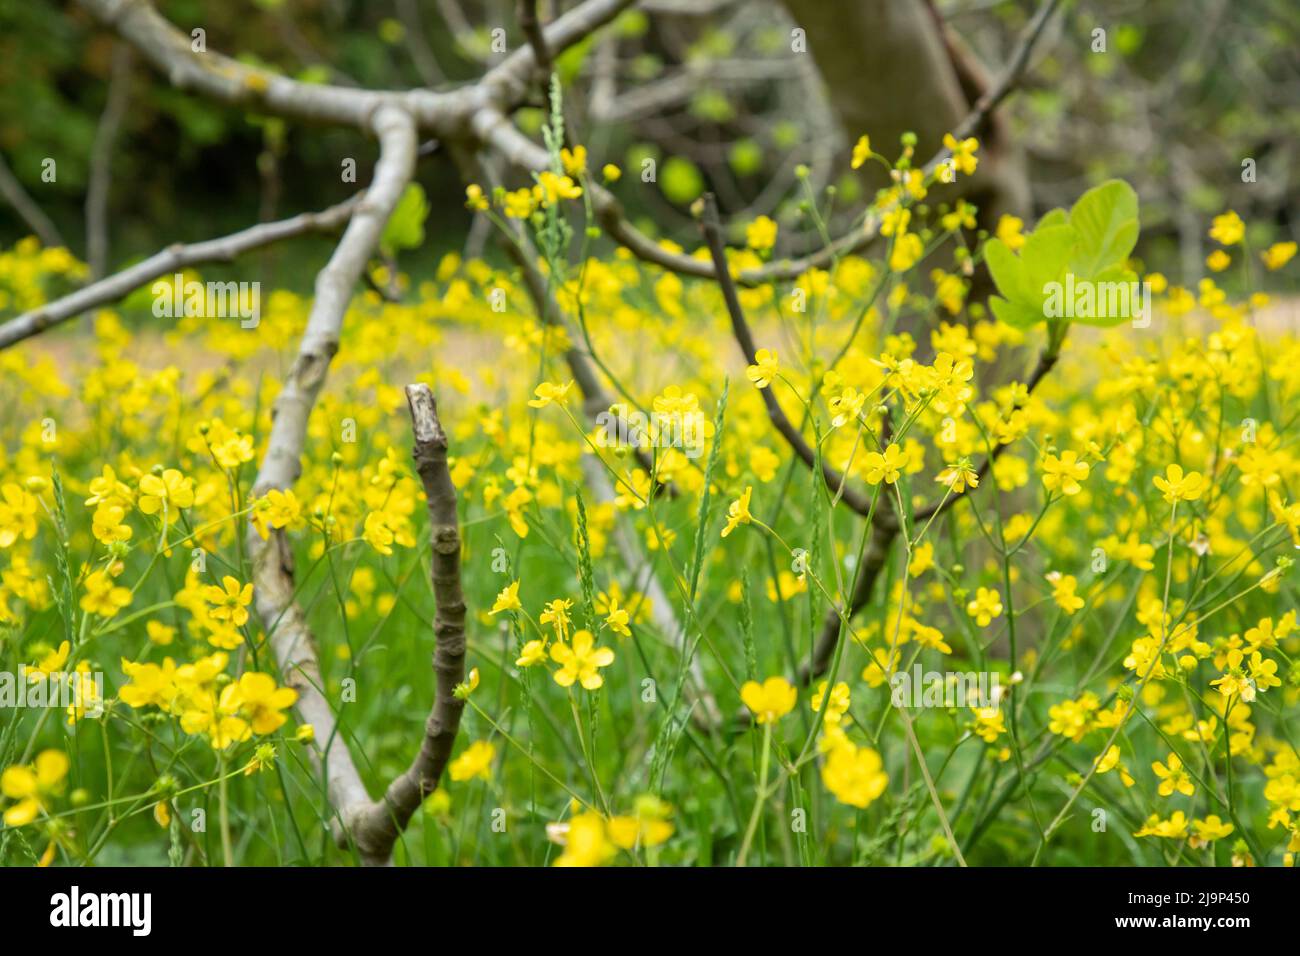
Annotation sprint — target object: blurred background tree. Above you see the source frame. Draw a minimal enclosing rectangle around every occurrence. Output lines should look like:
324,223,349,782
1,0,1296,286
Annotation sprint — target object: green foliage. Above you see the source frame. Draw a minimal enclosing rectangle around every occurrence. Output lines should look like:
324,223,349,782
660,156,705,205
379,184,429,257
986,180,1140,330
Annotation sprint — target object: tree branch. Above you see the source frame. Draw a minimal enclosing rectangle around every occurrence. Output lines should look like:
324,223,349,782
475,0,1063,286
0,194,361,351
698,194,877,518
802,346,1061,685
86,41,134,279
245,104,417,861
345,384,468,865
517,0,552,80
0,152,65,250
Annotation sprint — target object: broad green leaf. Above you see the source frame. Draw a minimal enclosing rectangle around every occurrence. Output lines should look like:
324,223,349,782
1020,223,1077,300
983,237,1034,306
1037,208,1069,230
989,296,1046,330
1068,179,1139,277
380,183,427,256
1076,265,1141,327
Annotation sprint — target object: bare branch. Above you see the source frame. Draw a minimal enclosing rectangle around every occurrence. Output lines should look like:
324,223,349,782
346,385,468,864
475,0,1064,287
698,194,877,519
802,348,1060,685
396,0,447,86
0,195,361,351
941,0,1063,147
86,41,134,279
0,153,65,250
75,0,434,128
483,0,638,108
245,104,417,859
518,0,552,79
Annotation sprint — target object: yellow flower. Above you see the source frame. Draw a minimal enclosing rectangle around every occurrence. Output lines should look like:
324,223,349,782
91,503,132,544
908,541,934,576
811,680,851,723
1249,651,1281,695
607,795,674,849
448,739,496,782
1,750,69,826
942,133,979,176
362,510,396,555
80,569,131,618
934,462,975,496
1152,752,1195,798
863,443,907,485
137,468,195,516
603,597,631,637
534,171,583,206
560,145,587,177
1191,815,1234,845
1041,450,1090,496
740,676,797,724
721,486,753,538
828,387,865,428
550,629,615,690
1134,811,1189,839
490,580,522,615
1046,571,1084,614
821,743,888,809
745,215,778,252
1208,210,1245,246
27,640,69,680
203,575,253,627
0,482,39,548
995,214,1026,251
85,465,132,508
502,187,536,219
119,657,178,710
1261,241,1296,270
850,134,871,170
966,587,1003,627
746,348,779,389
540,597,574,638
601,163,622,183
1153,463,1205,504
553,810,616,867
1094,744,1121,775
889,232,923,272
226,671,298,735
516,639,547,668
464,184,489,211
972,707,1006,744
1206,249,1231,272
527,380,573,408
251,488,302,539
